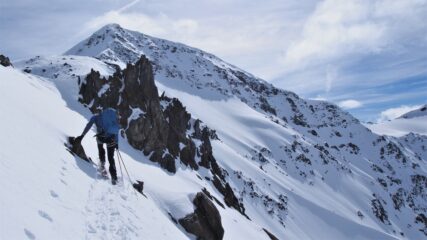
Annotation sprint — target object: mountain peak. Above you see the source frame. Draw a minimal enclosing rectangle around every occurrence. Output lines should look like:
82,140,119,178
102,23,123,30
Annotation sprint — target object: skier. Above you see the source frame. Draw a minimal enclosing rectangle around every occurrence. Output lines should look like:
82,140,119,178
76,108,120,185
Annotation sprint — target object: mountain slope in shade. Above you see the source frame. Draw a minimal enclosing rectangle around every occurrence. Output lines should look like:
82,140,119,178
399,105,427,119
367,116,427,137
367,105,427,137
10,24,427,240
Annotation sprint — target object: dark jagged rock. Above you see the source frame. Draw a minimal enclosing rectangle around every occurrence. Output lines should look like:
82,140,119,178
164,98,191,157
180,139,198,169
192,119,203,139
78,54,248,218
202,188,225,209
0,54,12,67
199,127,222,177
213,176,247,218
262,228,279,240
371,195,390,225
79,56,207,174
179,192,224,240
149,150,176,173
197,126,247,217
66,136,92,162
415,213,427,236
133,180,144,193
79,55,175,173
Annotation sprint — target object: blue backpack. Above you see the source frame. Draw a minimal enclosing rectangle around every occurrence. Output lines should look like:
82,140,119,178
97,108,119,137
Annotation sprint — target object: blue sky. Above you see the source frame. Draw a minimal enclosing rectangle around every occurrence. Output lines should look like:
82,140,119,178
1,0,426,122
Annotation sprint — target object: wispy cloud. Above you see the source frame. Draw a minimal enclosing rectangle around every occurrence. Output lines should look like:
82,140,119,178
338,99,363,109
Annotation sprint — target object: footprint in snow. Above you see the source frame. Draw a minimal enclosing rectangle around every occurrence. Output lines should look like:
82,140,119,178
38,210,53,222
24,228,36,240
110,211,120,216
50,190,59,198
60,179,67,185
87,224,97,234
120,194,127,200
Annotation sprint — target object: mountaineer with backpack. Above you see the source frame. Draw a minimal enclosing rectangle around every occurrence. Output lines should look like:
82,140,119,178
76,108,120,185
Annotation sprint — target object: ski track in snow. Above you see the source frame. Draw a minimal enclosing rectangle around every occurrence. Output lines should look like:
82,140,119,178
84,178,140,240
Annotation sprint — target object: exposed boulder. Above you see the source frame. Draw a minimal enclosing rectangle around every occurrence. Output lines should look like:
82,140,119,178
66,136,92,162
415,213,427,236
179,192,224,240
132,180,144,194
262,228,279,240
213,176,247,218
0,54,12,67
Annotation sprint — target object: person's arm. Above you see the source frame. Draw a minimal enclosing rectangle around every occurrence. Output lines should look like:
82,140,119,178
79,116,96,139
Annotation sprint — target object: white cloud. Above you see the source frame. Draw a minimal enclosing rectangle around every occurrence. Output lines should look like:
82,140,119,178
338,99,363,109
275,0,427,96
282,0,386,70
377,105,422,122
325,65,337,92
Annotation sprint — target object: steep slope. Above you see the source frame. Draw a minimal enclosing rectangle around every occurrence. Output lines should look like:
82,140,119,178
0,64,197,240
11,57,274,240
367,104,427,137
367,116,427,137
14,24,427,240
399,105,427,119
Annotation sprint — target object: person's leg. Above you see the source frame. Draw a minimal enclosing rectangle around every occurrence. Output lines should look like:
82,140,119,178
97,142,106,165
107,143,117,181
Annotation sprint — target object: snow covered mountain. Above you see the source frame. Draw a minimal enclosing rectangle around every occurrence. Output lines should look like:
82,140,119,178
367,105,427,137
399,105,427,120
4,23,426,239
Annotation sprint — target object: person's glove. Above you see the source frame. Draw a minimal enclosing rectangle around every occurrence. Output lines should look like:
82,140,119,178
75,135,83,142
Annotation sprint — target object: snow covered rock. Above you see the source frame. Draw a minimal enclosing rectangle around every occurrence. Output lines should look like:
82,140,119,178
0,54,12,67
179,192,224,240
66,136,92,162
398,105,427,119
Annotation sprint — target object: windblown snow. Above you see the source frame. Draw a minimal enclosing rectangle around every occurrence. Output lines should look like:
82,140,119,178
1,23,426,240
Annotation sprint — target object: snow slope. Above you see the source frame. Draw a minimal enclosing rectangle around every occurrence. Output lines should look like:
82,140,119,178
9,24,427,239
0,65,271,239
367,116,427,137
399,105,427,119
0,64,194,240
367,105,427,137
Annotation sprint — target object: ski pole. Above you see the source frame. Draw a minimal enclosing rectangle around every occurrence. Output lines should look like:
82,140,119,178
117,150,138,195
117,151,124,182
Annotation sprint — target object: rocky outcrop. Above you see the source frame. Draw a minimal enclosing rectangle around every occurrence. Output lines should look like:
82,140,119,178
133,180,144,194
262,228,279,240
78,54,248,219
179,192,224,240
66,136,91,162
197,126,246,216
79,56,191,173
0,54,12,67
